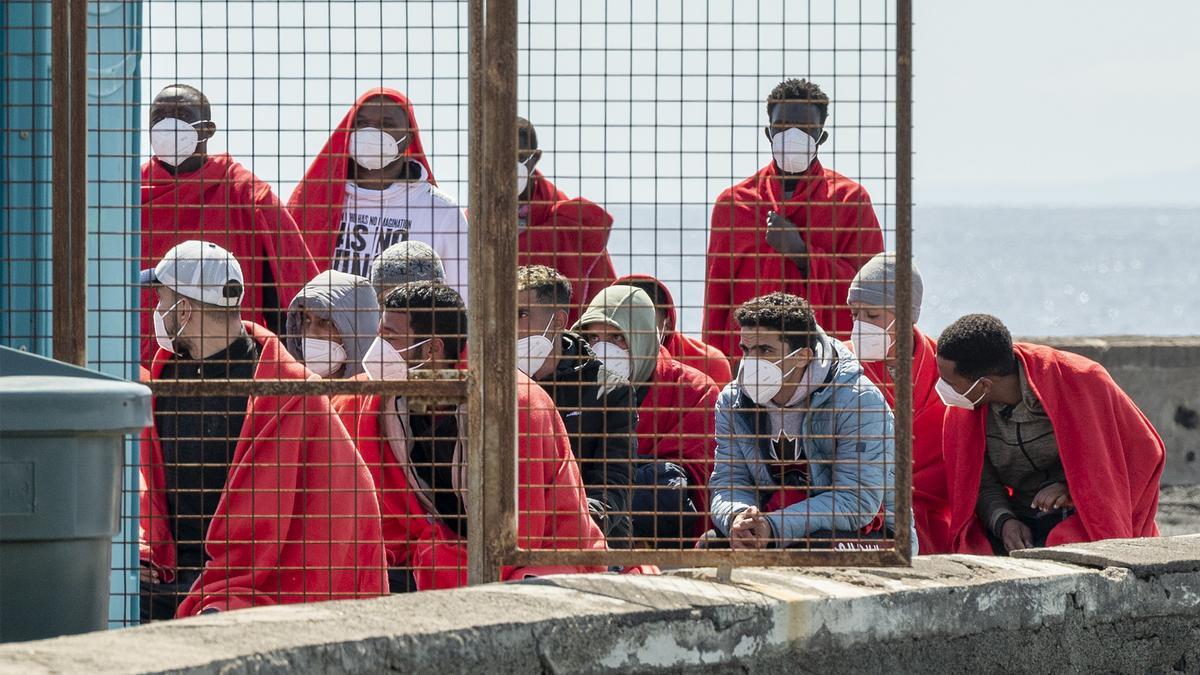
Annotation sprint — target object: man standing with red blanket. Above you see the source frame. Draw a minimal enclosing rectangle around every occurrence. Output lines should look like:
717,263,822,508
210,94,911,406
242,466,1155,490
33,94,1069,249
517,117,617,323
936,314,1164,554
703,78,882,360
141,84,318,364
846,253,952,554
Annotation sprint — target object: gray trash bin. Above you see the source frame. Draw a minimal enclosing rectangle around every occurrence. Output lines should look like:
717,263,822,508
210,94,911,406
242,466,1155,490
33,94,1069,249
0,347,151,643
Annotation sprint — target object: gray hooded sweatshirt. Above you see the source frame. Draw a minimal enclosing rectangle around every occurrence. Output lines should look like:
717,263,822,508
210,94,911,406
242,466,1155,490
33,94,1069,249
285,270,380,378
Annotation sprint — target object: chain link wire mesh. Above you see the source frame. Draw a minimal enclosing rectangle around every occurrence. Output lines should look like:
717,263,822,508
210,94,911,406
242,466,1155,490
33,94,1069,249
0,0,911,627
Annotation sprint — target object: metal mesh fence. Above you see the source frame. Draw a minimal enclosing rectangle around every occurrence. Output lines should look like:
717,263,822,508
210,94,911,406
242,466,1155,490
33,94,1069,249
0,0,911,627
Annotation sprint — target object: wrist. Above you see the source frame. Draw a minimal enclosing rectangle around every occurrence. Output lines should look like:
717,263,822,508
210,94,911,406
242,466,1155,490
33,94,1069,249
992,513,1015,539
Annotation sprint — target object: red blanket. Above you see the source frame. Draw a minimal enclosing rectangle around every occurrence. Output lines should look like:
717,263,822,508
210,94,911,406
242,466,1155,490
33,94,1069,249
638,347,721,520
615,274,732,386
331,372,607,589
286,87,437,264
855,327,952,553
702,160,882,357
140,154,318,364
520,172,617,324
943,343,1164,553
139,322,387,615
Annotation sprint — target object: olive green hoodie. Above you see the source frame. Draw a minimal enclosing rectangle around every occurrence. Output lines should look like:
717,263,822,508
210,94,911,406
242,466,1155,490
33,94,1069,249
574,285,659,386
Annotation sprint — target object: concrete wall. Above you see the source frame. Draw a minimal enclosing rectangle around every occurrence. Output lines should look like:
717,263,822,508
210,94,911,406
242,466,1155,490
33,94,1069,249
1,535,1197,674
1025,336,1200,485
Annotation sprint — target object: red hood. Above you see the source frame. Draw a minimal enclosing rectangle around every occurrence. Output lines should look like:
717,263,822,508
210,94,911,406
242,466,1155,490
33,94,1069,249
613,273,677,337
287,88,436,260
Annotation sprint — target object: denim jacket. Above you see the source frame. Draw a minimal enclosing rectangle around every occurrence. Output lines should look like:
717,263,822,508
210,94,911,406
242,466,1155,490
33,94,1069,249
709,334,918,554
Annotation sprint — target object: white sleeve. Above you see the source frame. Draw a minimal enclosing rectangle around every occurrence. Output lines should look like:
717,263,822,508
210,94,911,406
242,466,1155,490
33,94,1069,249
433,203,470,305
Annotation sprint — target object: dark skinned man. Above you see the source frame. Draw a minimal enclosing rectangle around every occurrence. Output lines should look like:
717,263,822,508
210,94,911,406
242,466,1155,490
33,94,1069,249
289,88,469,300
141,84,317,364
703,78,883,362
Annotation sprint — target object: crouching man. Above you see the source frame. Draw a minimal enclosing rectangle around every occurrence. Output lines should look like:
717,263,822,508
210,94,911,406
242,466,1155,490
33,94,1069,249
139,241,386,620
704,292,916,552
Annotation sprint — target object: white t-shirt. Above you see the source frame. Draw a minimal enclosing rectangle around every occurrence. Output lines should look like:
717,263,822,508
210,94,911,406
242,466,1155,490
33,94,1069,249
330,162,470,302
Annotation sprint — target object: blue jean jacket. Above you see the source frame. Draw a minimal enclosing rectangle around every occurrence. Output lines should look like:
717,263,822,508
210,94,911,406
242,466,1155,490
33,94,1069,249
709,336,918,554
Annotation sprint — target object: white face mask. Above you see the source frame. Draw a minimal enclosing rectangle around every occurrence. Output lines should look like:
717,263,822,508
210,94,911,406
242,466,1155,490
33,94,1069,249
516,315,555,377
770,127,818,174
516,160,531,196
851,320,894,363
303,337,347,378
349,127,407,171
150,118,206,167
590,341,632,382
152,300,186,354
935,377,986,410
361,336,430,381
738,346,804,405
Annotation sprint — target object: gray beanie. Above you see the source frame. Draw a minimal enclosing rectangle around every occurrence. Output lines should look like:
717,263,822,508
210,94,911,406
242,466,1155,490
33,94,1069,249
369,240,446,298
846,252,923,322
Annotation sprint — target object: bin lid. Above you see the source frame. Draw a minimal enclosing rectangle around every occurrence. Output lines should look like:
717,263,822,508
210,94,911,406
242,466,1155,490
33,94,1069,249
0,348,152,433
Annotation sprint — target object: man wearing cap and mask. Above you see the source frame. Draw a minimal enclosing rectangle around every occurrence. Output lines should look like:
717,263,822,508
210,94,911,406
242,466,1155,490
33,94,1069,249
138,240,385,619
845,252,951,554
332,281,605,590
704,292,916,553
703,78,883,361
141,84,318,365
515,117,617,323
368,240,447,304
288,89,469,301
516,265,636,545
936,314,1163,555
284,270,379,379
574,285,720,547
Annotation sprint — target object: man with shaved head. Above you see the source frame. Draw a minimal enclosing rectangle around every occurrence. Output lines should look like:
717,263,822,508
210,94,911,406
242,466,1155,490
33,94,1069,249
141,83,317,363
515,116,617,323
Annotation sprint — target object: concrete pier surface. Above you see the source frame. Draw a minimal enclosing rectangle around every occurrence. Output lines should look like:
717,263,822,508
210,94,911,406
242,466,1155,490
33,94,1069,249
1,535,1197,674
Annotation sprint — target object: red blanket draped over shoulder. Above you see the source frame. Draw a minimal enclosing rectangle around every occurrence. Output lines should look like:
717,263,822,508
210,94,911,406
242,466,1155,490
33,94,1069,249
331,372,607,590
943,343,1165,554
614,273,732,386
140,155,319,364
855,327,952,553
139,323,387,616
520,171,616,324
703,160,883,357
638,346,721,519
286,88,436,264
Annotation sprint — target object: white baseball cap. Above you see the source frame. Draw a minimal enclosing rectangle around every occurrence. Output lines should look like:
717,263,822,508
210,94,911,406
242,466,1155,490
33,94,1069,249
139,240,244,307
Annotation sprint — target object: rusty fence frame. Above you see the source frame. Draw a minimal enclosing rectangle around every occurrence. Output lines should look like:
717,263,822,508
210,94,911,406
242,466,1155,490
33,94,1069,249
49,0,914,583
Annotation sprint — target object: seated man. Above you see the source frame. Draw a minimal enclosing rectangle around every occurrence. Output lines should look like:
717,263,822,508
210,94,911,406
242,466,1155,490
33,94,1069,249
368,240,447,303
333,281,605,590
574,286,720,547
614,274,732,386
517,265,637,546
138,241,386,620
706,292,915,552
289,88,469,300
936,314,1164,554
284,270,379,378
846,253,951,553
141,84,318,362
517,117,616,323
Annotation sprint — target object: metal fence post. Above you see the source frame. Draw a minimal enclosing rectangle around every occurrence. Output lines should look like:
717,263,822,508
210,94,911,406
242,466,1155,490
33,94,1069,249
893,0,915,562
467,0,519,586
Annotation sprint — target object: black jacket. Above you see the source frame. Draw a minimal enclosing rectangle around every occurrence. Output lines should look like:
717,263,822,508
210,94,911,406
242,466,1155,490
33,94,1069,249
536,332,637,546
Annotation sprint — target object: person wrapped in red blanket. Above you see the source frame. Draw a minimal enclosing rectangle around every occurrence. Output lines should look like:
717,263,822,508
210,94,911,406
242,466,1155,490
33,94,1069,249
288,88,470,301
332,281,606,590
703,78,882,359
141,84,318,364
517,117,617,324
138,241,386,620
845,253,952,554
574,285,720,546
614,274,732,387
936,314,1164,555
